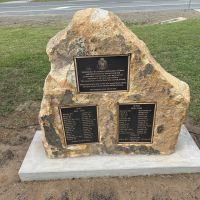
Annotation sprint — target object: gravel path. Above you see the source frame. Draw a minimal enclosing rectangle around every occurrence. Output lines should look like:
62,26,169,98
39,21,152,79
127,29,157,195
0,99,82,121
0,9,199,26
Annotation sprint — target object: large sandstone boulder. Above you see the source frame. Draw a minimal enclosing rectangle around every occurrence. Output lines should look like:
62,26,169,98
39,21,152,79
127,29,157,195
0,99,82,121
39,8,190,158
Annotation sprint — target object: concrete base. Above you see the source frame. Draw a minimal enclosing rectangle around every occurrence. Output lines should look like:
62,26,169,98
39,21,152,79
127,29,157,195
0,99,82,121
19,126,200,181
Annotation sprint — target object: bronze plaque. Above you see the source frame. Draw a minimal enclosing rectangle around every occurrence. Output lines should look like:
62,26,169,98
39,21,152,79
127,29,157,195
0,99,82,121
118,103,156,143
75,55,130,93
59,105,99,145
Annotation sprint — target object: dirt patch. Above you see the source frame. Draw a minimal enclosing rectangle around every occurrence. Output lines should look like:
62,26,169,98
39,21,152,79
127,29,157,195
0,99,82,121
0,10,199,27
118,9,200,24
0,150,14,167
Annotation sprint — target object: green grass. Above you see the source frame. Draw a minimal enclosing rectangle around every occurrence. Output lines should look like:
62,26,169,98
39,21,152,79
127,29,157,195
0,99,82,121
32,0,64,2
0,0,63,2
0,25,63,115
0,0,15,3
131,20,200,123
0,20,199,123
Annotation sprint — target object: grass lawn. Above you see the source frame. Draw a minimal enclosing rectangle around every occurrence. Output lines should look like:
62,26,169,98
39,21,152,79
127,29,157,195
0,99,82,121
0,20,199,122
32,0,64,2
0,0,15,3
0,0,63,1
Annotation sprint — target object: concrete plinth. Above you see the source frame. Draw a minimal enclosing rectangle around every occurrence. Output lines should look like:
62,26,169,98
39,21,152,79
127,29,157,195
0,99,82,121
19,126,200,181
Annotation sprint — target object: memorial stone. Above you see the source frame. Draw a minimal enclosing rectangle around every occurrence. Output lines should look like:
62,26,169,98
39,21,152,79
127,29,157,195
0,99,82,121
39,8,190,158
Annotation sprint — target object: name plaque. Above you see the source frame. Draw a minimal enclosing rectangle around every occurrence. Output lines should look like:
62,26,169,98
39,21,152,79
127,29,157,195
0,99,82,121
75,55,130,93
59,105,99,145
118,103,156,143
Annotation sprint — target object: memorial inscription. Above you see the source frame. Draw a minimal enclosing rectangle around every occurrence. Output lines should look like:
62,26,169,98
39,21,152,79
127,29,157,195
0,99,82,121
118,103,156,143
59,105,99,145
75,55,130,93
40,8,190,158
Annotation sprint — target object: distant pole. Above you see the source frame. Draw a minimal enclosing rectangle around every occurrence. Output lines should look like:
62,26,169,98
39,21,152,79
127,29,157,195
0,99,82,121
188,0,192,10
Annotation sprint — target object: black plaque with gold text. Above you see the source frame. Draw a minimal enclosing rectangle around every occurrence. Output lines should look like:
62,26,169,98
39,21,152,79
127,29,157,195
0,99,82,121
60,105,99,145
118,103,156,143
75,55,130,93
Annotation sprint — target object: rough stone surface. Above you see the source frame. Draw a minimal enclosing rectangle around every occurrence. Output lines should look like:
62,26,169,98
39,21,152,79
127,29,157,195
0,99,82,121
39,8,190,158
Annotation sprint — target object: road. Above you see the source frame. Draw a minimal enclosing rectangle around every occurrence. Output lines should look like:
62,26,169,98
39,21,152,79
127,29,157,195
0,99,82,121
0,0,200,16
